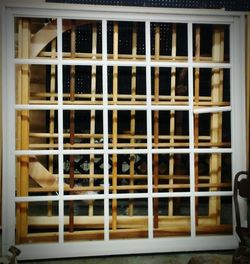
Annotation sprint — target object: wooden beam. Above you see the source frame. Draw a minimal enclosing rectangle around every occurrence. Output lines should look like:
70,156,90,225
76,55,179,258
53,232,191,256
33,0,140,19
112,21,119,230
27,214,228,228
19,18,31,241
209,26,224,224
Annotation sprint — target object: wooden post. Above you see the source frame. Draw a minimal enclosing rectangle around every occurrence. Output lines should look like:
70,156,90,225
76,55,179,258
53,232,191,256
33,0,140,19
112,21,118,230
48,39,57,217
194,25,200,226
209,26,224,224
168,24,177,217
69,20,76,232
19,18,31,241
153,25,160,228
128,23,137,216
88,23,97,216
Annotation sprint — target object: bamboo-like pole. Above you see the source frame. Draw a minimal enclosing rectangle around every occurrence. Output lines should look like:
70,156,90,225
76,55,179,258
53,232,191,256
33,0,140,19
48,39,57,217
112,21,119,230
19,214,231,243
29,92,218,103
128,23,137,216
28,141,229,149
19,18,31,241
18,223,231,243
29,184,160,193
209,26,224,224
29,132,210,141
168,24,177,217
153,25,160,228
88,23,98,216
69,20,76,232
40,50,218,62
27,214,230,228
194,25,200,226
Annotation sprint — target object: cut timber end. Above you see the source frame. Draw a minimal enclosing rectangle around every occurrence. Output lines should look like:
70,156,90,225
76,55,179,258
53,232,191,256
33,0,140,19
29,157,58,188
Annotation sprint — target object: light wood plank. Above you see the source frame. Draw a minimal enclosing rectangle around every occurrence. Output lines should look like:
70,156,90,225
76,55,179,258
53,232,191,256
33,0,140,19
19,18,30,241
112,21,119,230
209,26,224,224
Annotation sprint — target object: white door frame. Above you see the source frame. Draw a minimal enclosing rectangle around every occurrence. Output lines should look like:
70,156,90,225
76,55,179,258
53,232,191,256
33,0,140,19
1,1,246,260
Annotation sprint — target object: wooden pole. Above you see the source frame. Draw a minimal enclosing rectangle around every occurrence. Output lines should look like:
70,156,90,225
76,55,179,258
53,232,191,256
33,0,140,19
112,21,119,230
88,22,98,216
209,26,224,224
168,24,177,217
69,20,76,232
153,25,160,228
128,23,137,216
19,18,30,241
48,39,57,217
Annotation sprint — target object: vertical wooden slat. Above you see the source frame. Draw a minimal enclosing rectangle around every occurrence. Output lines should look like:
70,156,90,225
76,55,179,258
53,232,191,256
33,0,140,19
88,23,97,216
20,18,30,240
209,26,224,224
128,23,137,216
69,20,76,232
168,23,177,217
194,25,200,226
112,21,119,230
153,24,160,228
48,39,57,217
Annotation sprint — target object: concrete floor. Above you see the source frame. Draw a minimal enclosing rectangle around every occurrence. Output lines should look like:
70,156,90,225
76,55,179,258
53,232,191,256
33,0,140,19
18,251,234,264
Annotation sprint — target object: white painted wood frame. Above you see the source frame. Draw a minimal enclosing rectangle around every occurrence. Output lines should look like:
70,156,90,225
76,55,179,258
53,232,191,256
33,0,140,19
1,0,246,260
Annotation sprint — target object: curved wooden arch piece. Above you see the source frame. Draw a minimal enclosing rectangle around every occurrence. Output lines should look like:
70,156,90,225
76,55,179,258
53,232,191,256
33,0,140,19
31,20,95,58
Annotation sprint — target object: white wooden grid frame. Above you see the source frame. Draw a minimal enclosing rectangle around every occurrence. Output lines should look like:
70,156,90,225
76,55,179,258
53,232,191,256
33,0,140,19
1,1,247,260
